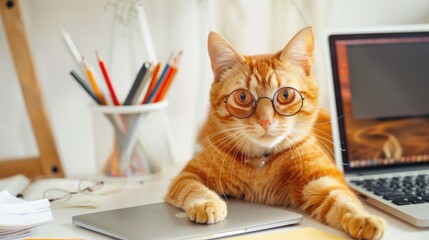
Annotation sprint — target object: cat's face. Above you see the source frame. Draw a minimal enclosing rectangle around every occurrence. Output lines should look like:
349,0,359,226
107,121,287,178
207,28,319,153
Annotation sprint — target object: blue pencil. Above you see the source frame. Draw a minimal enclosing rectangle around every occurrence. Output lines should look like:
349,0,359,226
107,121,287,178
146,63,170,103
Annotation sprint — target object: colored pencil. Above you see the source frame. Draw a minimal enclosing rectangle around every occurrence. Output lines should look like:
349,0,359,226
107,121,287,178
83,57,107,105
158,68,178,102
70,71,102,105
96,51,120,106
153,67,175,102
154,51,182,102
132,65,155,104
145,54,173,103
124,62,152,105
142,63,161,103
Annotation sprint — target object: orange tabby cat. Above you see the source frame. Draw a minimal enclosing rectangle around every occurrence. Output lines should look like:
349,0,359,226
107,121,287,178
166,27,386,239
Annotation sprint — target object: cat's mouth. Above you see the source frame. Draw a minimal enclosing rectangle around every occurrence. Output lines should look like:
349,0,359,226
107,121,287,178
254,132,282,145
259,132,274,138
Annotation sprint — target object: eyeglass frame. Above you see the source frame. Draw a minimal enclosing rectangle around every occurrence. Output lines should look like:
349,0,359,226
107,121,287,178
223,86,305,119
43,179,104,203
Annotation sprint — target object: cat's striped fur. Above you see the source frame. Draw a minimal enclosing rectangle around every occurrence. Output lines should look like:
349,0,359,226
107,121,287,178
166,27,386,239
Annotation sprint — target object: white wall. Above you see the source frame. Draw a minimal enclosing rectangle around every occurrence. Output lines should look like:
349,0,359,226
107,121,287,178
311,0,429,107
1,0,203,176
1,0,429,177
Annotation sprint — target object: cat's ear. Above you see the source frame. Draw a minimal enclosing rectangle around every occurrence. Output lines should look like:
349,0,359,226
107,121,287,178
208,32,245,80
278,27,314,75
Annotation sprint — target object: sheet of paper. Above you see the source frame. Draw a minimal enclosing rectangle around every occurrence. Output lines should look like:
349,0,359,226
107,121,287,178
0,190,53,230
226,227,350,240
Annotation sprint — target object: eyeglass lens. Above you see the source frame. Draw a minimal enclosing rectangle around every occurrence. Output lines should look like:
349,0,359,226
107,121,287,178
225,87,303,118
43,180,105,203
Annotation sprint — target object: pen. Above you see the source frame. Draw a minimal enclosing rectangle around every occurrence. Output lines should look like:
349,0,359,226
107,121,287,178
96,51,120,106
70,71,102,105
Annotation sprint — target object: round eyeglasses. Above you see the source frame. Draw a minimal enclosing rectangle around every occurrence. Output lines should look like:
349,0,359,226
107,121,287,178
224,87,305,118
43,179,105,203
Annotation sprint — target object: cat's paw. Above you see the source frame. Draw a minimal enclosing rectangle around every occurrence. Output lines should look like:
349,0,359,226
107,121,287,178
341,212,386,239
186,199,227,224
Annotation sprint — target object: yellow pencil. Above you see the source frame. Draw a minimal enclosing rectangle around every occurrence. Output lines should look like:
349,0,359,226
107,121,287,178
83,57,106,105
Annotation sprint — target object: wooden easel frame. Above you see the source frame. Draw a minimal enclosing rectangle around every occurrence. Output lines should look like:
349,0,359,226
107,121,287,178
0,0,64,178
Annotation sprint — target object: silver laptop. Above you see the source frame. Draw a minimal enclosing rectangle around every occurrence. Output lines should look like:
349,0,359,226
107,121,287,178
324,25,429,227
73,200,302,240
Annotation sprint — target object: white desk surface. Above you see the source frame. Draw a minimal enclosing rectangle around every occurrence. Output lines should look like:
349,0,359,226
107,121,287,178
27,164,429,240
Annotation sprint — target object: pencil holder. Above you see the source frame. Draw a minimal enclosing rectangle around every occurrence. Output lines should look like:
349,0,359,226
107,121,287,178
91,101,175,179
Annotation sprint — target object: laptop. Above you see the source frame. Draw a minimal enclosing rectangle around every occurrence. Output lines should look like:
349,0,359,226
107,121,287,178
72,200,302,240
324,25,429,227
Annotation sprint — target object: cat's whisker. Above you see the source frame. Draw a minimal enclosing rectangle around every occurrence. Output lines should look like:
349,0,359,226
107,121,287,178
289,130,341,180
206,130,247,187
197,124,247,142
197,129,245,180
217,133,249,199
290,131,328,176
219,130,249,200
293,129,338,158
282,136,303,174
295,127,345,152
241,137,253,172
197,126,247,147
309,127,334,138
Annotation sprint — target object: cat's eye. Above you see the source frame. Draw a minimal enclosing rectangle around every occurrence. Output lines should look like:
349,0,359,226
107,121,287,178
276,88,295,104
273,87,304,116
226,89,256,118
233,90,253,106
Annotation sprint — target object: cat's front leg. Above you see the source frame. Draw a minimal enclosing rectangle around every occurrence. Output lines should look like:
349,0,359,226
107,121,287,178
302,176,386,239
165,172,227,224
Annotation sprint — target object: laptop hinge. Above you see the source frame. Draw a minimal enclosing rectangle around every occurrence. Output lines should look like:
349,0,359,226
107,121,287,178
351,165,429,176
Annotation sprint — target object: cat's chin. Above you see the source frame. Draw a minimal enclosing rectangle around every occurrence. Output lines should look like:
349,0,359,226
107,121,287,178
251,134,284,149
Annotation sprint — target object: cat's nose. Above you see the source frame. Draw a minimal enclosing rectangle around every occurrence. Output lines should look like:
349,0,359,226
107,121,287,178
258,119,272,131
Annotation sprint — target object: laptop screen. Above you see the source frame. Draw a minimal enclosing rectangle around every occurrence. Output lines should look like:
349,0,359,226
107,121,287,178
328,30,429,172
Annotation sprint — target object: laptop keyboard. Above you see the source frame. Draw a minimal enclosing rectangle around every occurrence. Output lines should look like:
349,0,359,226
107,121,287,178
350,174,429,206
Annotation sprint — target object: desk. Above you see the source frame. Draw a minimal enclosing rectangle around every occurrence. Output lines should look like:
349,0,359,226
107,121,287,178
28,165,429,239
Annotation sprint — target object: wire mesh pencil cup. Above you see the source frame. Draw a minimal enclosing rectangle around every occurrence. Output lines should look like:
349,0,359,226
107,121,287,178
91,101,174,179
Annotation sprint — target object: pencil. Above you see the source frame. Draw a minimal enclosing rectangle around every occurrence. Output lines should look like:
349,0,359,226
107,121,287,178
61,29,83,73
124,62,152,105
153,67,175,102
154,51,182,102
145,55,173,103
158,68,178,102
83,57,107,105
132,64,155,104
96,51,120,106
142,63,161,103
70,71,102,105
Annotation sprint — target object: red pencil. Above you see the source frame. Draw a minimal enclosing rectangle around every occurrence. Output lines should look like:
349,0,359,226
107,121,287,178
96,51,120,105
